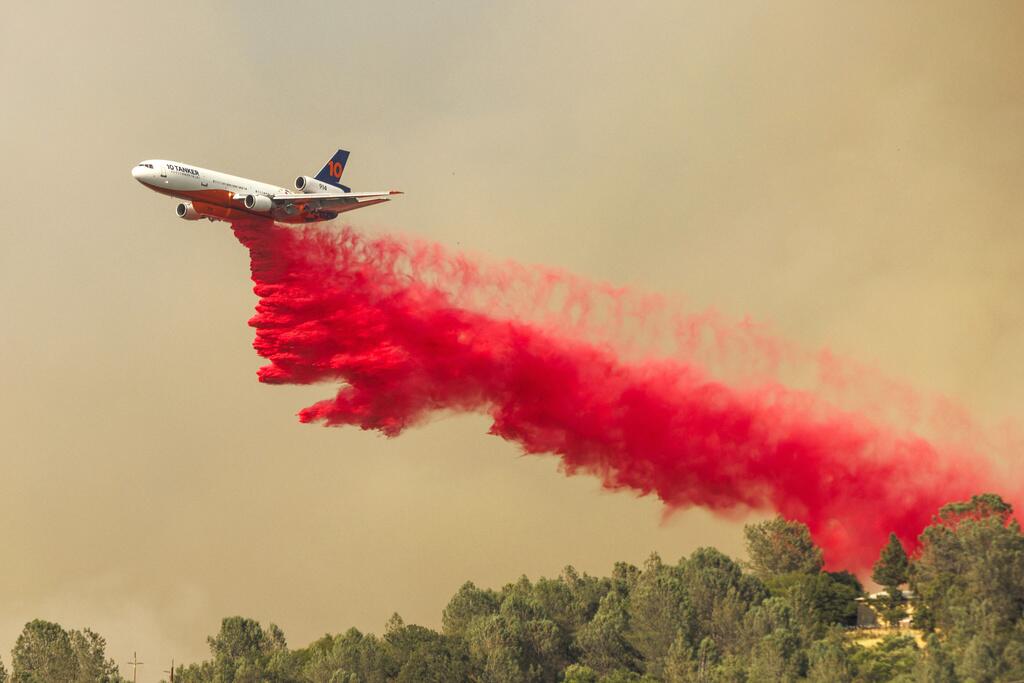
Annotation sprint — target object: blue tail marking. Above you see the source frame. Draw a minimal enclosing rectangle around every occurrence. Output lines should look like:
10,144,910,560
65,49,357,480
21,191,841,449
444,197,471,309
315,149,352,192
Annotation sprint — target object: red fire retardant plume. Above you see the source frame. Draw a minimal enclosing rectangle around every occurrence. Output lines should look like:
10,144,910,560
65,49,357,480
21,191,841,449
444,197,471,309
232,220,995,572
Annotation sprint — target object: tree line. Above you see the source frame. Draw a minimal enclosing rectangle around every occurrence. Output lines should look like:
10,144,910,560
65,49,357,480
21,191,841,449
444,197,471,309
4,493,1023,682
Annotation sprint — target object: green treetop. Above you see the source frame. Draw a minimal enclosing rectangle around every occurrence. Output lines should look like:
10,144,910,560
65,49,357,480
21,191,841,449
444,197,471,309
872,533,909,590
743,516,824,577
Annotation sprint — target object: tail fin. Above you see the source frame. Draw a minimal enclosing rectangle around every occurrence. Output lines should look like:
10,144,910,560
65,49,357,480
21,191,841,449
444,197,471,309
314,149,352,192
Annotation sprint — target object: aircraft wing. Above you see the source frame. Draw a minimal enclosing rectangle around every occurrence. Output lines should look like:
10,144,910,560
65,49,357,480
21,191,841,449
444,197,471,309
272,190,402,214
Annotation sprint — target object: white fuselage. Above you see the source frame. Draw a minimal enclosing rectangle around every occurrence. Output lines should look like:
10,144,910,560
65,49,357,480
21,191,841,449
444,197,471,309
133,159,291,197
132,159,312,223
132,158,398,223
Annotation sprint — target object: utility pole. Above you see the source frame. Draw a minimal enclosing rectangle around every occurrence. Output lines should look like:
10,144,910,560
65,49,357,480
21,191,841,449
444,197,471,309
164,658,175,682
127,651,144,683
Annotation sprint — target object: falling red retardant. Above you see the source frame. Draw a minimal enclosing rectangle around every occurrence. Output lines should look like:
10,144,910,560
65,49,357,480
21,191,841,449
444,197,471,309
231,219,999,572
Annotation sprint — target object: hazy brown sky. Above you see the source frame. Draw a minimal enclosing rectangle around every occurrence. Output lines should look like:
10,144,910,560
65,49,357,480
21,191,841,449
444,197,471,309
2,2,1023,679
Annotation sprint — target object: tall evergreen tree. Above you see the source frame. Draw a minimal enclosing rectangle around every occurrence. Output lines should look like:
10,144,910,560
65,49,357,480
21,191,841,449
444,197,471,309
743,516,823,577
872,533,910,627
441,581,499,637
911,494,1024,679
626,554,692,678
872,533,909,590
577,591,638,674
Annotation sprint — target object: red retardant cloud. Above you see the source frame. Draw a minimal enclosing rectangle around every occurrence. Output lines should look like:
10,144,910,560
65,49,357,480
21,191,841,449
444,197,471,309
231,219,999,572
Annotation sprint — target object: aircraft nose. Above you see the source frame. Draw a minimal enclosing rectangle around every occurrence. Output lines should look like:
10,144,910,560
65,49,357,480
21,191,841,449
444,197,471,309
131,163,156,182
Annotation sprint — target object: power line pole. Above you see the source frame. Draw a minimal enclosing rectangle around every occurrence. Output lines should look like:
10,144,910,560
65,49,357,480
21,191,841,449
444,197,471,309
127,651,144,683
164,658,175,683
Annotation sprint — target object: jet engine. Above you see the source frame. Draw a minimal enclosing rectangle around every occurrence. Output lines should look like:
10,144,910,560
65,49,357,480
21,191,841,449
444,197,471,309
244,194,273,212
296,176,350,193
176,202,201,220
295,176,327,193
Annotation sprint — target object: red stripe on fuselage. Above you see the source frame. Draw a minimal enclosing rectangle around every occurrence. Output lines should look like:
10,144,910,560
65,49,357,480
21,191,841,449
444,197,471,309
147,185,321,224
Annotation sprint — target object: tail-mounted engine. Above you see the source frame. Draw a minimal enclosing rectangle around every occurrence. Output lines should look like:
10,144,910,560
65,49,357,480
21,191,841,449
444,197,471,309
295,176,350,193
296,176,329,193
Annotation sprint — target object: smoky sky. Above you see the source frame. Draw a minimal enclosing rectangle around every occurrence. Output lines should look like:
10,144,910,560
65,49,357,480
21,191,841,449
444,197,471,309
1,2,1023,679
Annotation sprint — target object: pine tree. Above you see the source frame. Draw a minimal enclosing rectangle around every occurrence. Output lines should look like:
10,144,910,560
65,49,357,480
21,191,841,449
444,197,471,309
872,533,910,628
872,533,909,590
743,517,824,577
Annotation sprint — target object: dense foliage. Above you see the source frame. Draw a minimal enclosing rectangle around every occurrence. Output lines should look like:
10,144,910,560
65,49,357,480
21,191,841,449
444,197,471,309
8,620,122,683
8,493,1024,682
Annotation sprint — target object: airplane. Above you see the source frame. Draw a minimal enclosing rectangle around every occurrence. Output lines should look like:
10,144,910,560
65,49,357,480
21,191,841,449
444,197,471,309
131,149,401,223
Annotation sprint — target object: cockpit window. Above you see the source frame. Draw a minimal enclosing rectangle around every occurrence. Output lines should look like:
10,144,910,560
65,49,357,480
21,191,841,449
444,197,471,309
137,163,154,169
